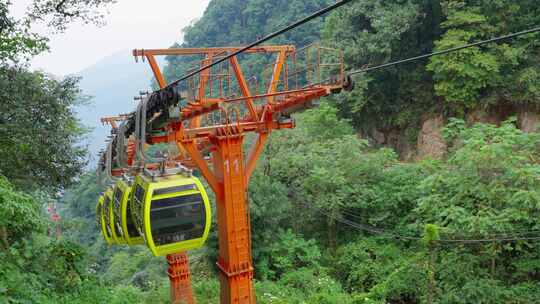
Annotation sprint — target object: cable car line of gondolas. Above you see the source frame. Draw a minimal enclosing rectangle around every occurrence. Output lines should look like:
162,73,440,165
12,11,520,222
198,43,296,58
96,167,212,256
97,93,212,256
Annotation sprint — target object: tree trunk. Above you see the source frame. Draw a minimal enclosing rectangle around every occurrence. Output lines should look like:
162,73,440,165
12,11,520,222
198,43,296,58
427,245,437,304
491,242,496,278
0,226,9,251
328,211,337,251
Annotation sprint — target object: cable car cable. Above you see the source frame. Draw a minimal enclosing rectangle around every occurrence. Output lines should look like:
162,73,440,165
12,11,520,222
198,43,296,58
348,25,540,76
337,208,420,238
162,0,357,91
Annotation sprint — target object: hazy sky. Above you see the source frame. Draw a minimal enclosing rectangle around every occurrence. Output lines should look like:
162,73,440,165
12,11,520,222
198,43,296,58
11,0,211,76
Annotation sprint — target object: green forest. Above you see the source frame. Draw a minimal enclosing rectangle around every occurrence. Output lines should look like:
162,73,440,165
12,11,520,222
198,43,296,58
1,0,540,303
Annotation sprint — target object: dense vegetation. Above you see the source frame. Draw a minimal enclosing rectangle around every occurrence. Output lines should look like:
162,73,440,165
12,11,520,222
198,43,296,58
1,0,540,303
326,0,540,154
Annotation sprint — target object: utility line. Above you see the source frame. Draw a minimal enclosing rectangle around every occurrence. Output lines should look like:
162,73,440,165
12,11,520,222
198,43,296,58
439,236,540,243
302,202,540,244
299,201,420,240
337,208,420,238
348,26,540,76
340,207,540,237
339,215,420,240
163,0,356,90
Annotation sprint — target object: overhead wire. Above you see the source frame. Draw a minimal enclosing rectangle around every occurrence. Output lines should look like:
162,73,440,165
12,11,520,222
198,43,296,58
340,206,540,237
299,201,540,244
348,26,540,76
303,203,421,240
336,207,420,238
439,236,540,243
162,0,356,90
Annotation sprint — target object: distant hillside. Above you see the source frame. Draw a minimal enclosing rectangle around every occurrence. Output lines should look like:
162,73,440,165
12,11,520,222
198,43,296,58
74,50,162,165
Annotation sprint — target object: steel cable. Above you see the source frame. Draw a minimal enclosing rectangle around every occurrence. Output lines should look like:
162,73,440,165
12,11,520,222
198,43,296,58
348,26,540,76
163,0,357,90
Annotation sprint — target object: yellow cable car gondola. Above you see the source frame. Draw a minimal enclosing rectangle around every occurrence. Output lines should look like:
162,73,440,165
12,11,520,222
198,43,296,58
97,194,113,245
113,179,144,245
111,184,126,243
131,171,211,256
102,189,121,244
107,188,125,244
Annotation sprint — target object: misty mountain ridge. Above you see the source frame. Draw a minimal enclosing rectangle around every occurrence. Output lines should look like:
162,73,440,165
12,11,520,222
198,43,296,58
74,49,164,165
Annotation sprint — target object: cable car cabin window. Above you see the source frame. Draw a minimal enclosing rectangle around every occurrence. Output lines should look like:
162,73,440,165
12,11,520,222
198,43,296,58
103,196,113,237
125,198,140,237
132,185,145,228
153,184,197,196
150,193,205,246
113,189,123,212
134,185,145,202
113,189,123,235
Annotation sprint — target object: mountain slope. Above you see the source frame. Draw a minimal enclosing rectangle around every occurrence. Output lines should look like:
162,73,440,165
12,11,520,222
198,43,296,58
74,50,160,164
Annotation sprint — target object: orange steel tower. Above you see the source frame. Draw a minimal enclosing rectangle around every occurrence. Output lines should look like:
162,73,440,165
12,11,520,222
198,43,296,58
131,44,348,304
167,253,195,304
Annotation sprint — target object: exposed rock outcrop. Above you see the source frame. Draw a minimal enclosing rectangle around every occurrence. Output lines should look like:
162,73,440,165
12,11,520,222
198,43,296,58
518,107,540,133
366,128,415,161
466,108,501,125
465,104,516,126
416,114,446,160
362,105,538,161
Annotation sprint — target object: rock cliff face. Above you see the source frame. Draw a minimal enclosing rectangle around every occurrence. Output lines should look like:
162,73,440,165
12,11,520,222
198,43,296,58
465,104,516,126
364,105,539,160
465,108,502,125
416,114,446,160
464,105,540,133
518,107,540,133
368,128,415,161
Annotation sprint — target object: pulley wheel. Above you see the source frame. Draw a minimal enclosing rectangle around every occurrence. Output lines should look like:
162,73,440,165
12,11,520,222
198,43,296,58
343,75,354,91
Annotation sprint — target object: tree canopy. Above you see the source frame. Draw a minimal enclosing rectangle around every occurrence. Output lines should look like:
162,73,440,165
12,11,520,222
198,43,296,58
323,0,540,136
0,66,87,190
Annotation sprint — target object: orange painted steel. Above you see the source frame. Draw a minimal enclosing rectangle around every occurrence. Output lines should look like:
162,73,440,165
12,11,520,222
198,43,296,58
132,44,344,304
229,56,257,120
146,54,167,89
211,131,254,303
167,253,195,304
126,137,136,167
133,46,295,57
100,115,129,129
